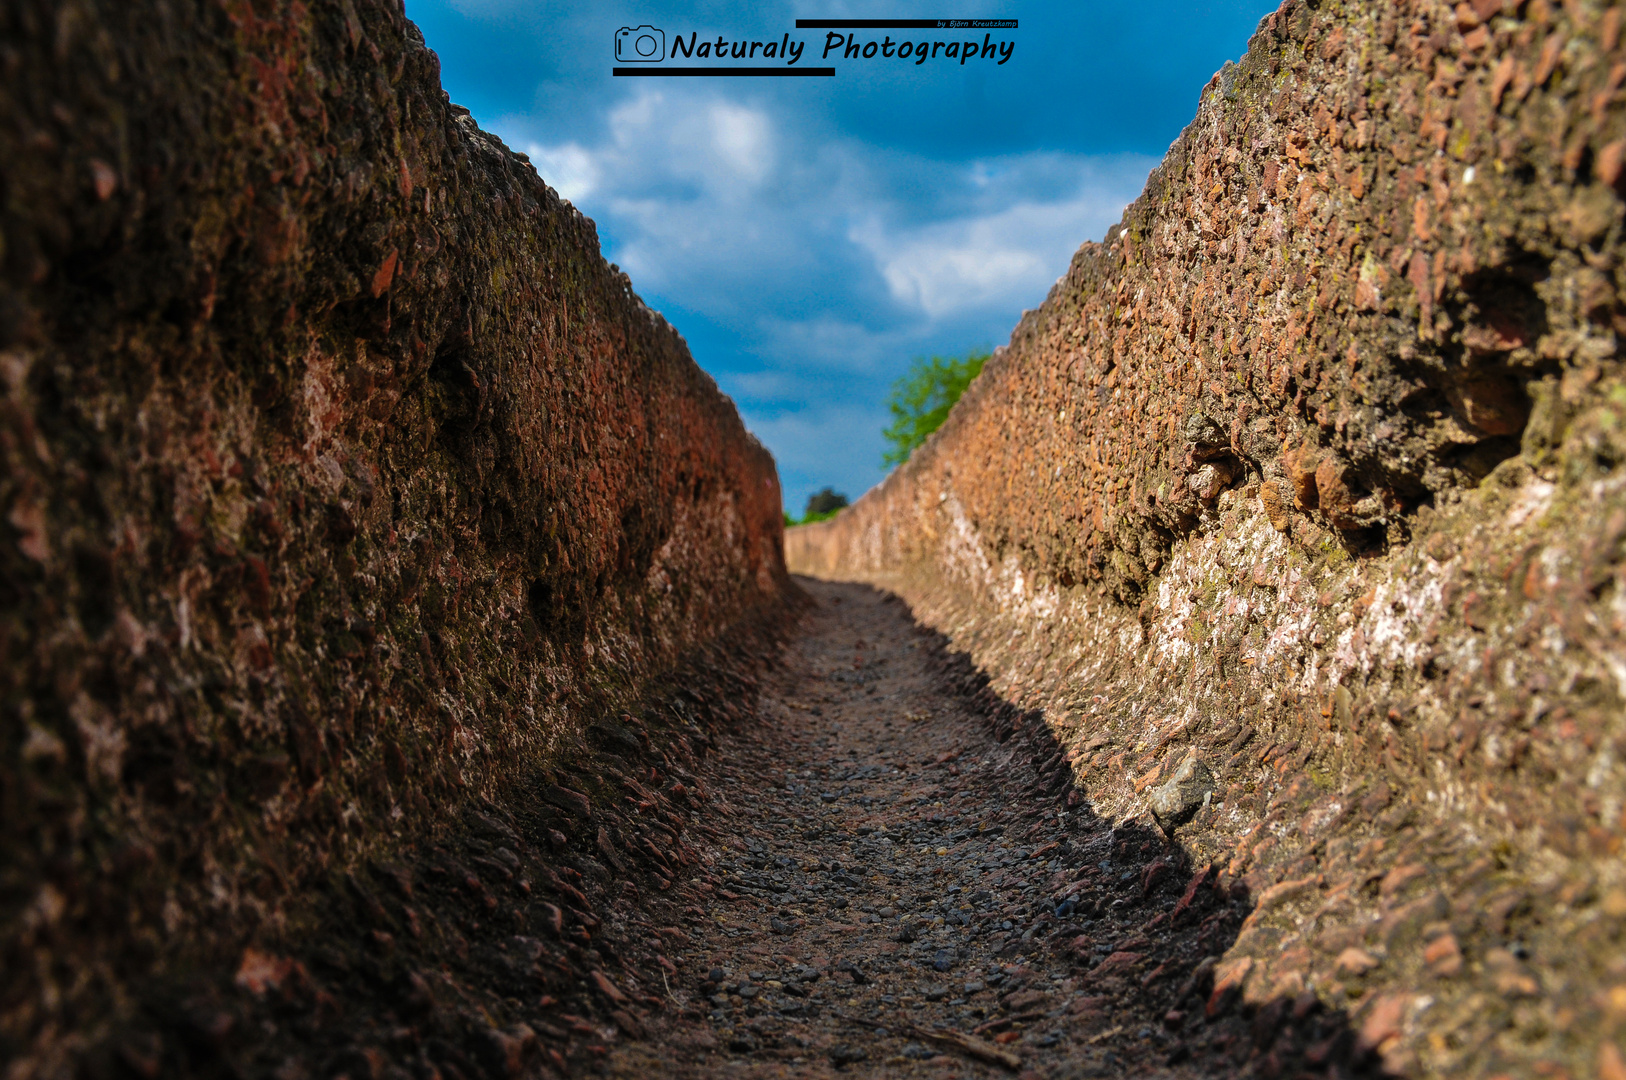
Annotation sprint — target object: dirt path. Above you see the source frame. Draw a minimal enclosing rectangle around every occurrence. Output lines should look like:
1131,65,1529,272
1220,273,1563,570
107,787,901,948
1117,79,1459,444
603,580,1338,1079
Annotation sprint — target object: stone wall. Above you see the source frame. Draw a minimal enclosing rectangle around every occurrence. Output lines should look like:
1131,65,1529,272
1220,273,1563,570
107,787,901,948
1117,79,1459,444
0,0,786,1071
788,0,1626,1074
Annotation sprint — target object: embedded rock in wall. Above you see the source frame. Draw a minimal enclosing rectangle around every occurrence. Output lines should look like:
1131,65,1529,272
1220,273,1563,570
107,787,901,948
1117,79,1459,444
788,0,1626,1074
0,0,785,1071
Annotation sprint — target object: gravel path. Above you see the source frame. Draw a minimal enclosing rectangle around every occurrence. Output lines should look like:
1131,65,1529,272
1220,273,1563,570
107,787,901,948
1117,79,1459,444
605,579,1345,1079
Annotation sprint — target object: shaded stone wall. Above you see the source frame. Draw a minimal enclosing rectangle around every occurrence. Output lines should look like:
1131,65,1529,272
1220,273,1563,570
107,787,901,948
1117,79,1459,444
0,0,785,1070
788,0,1626,1074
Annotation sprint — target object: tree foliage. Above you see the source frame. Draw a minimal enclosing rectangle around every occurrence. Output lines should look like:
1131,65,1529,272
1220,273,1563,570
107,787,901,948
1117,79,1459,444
784,486,849,526
804,487,849,517
880,350,989,468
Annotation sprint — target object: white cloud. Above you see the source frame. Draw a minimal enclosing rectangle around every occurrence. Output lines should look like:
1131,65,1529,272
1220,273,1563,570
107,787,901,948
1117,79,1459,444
517,92,797,287
707,102,774,184
599,91,776,197
524,95,1150,318
851,159,1154,319
526,141,597,202
867,213,1050,319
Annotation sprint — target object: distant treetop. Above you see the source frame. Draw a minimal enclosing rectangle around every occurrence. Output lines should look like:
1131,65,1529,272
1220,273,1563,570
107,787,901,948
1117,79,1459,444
805,487,850,517
785,487,850,526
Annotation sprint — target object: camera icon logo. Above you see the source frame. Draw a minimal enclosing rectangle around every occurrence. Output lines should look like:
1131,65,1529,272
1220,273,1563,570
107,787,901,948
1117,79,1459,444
615,26,665,62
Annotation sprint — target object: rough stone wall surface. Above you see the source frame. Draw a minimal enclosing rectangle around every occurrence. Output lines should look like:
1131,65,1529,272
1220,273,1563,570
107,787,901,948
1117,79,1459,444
0,0,785,1070
788,0,1626,1074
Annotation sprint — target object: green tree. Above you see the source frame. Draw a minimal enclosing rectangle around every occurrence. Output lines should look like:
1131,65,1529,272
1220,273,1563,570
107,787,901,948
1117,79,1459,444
803,487,849,518
880,349,989,468
784,487,849,526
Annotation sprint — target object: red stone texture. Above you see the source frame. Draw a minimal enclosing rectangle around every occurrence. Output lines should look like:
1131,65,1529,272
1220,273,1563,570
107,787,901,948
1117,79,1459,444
0,0,786,1070
789,0,1626,1074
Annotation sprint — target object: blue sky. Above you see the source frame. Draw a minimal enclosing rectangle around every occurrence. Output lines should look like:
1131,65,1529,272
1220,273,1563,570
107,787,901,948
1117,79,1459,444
404,0,1278,515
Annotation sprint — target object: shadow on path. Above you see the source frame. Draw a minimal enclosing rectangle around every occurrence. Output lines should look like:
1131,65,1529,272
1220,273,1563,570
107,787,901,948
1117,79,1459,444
123,580,1394,1079
631,579,1391,1079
